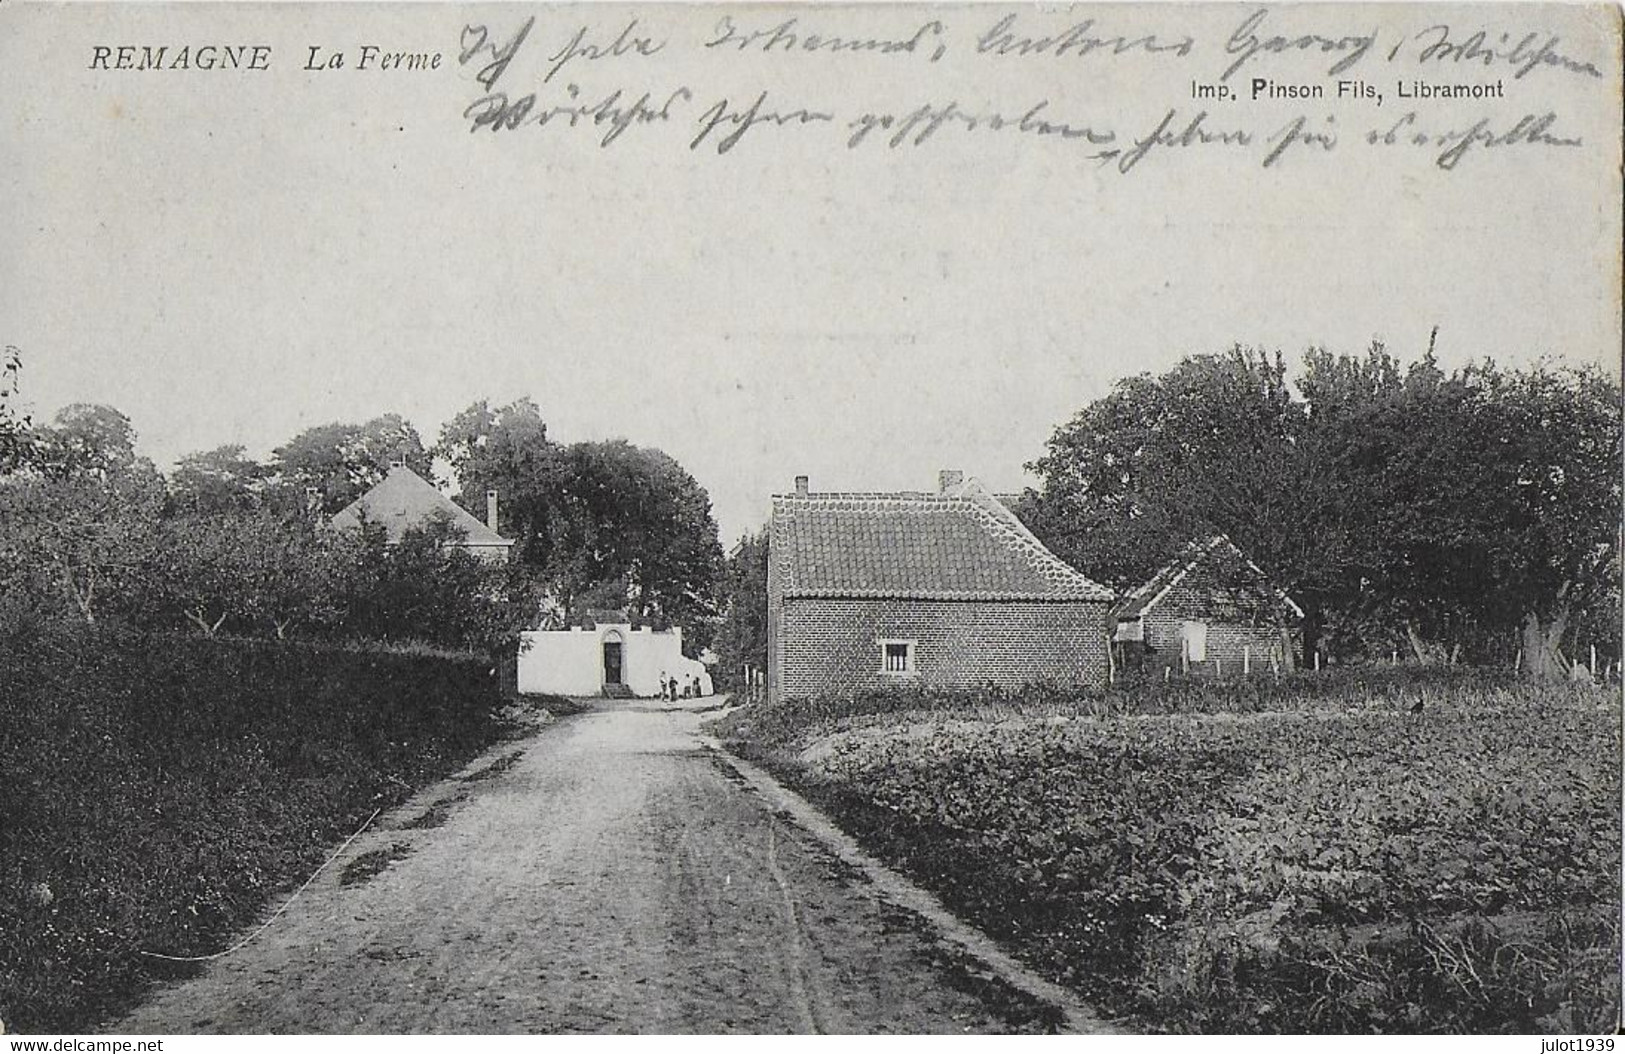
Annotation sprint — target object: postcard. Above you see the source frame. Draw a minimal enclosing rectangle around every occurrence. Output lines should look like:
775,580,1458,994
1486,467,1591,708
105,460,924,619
1,1,1619,1038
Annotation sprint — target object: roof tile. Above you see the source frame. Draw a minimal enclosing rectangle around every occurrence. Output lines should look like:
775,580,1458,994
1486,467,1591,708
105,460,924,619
771,478,1112,602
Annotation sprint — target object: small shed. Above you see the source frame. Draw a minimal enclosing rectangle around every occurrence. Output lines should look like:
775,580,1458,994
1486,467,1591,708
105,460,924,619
1114,535,1302,676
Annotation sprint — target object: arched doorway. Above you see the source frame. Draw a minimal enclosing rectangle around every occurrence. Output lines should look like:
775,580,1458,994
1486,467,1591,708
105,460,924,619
601,629,625,689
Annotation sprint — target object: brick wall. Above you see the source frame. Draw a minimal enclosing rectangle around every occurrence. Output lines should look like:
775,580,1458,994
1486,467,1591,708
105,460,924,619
1136,561,1298,677
774,597,1110,701
767,511,788,702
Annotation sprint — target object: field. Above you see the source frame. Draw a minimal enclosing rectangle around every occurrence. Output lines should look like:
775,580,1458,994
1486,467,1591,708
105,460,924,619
0,631,524,1032
715,671,1621,1033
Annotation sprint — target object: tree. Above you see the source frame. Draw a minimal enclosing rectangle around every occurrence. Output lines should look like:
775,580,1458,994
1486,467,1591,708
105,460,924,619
1024,347,1306,590
712,531,769,689
145,511,346,638
26,403,143,481
437,397,551,492
435,398,558,566
0,401,169,630
168,445,271,514
1287,344,1409,657
272,414,431,512
1026,343,1622,678
435,401,725,652
0,345,31,473
338,511,532,654
544,440,724,651
0,469,166,628
1479,364,1621,679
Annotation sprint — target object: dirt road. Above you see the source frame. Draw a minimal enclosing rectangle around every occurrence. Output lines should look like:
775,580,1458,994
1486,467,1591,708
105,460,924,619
117,699,1050,1034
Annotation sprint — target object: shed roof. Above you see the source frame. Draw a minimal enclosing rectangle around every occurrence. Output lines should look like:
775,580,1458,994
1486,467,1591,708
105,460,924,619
770,477,1112,602
330,466,513,549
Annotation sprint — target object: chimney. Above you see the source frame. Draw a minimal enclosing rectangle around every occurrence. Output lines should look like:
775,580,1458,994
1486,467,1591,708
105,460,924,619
794,475,809,496
939,469,963,493
486,489,499,532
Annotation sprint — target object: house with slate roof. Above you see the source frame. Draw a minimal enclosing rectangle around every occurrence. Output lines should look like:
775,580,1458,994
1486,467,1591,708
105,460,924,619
329,464,514,563
766,470,1115,704
1113,535,1303,677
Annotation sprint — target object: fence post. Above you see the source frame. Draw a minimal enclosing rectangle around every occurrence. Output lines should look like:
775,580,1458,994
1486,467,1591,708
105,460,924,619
1244,645,1251,676
1314,651,1321,673
1514,648,1522,674
1164,665,1171,684
1591,644,1597,679
1215,657,1223,678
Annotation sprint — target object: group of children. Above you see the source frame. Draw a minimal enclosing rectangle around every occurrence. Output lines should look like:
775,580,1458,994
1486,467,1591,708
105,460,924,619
657,673,704,701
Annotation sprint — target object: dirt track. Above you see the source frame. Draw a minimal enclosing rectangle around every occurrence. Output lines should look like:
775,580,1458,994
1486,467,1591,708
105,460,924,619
116,699,1045,1034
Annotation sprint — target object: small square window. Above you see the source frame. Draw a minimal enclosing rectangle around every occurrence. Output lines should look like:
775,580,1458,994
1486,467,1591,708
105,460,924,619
878,639,916,676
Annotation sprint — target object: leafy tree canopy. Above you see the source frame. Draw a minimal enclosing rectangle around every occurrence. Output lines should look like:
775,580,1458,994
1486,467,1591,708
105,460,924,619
168,444,272,514
1025,344,1621,678
545,440,724,652
23,403,154,483
436,400,725,653
435,398,558,565
272,414,431,512
713,531,769,689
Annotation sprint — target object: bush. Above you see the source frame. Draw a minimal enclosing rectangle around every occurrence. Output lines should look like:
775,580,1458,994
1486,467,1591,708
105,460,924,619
0,629,508,1032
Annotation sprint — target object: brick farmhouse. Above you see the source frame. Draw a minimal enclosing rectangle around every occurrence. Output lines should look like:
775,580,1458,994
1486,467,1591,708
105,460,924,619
1112,535,1303,678
766,471,1115,704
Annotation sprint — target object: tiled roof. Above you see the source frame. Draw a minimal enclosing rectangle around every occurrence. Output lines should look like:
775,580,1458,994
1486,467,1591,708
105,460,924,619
771,478,1112,602
330,466,513,549
1116,535,1303,620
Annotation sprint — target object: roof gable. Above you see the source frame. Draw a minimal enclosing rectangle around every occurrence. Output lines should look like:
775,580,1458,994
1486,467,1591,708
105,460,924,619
330,467,512,548
770,477,1112,602
1116,535,1302,622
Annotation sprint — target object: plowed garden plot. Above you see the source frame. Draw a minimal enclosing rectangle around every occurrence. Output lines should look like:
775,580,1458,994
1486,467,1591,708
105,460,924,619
717,679,1620,1033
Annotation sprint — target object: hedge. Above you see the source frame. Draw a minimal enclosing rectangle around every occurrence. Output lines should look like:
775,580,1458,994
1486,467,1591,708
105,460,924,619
0,630,508,1032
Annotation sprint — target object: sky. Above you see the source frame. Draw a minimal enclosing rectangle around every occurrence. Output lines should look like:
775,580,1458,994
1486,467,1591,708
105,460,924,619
3,2,1619,542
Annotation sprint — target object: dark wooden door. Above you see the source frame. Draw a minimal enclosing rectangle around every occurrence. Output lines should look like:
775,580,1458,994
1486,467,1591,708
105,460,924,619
603,641,623,685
